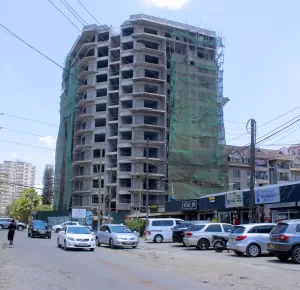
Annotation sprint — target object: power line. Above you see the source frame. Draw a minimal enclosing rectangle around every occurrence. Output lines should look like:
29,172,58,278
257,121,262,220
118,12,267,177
76,0,101,26
0,113,58,127
59,0,86,26
0,140,55,151
0,126,56,139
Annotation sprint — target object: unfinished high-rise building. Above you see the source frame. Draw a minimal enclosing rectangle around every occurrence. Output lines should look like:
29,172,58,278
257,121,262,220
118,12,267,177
54,14,227,214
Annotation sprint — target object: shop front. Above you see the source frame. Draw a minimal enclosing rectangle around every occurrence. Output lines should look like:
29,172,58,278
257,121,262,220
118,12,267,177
182,199,199,220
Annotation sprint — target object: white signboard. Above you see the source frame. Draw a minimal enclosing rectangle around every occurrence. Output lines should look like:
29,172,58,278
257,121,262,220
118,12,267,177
72,208,86,219
225,192,243,208
255,187,280,205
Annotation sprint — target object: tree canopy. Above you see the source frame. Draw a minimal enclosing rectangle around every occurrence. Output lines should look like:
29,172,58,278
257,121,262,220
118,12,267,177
42,164,54,205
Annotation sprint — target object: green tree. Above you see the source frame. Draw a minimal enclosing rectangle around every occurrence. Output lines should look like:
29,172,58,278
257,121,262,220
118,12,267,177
42,164,54,205
35,204,53,212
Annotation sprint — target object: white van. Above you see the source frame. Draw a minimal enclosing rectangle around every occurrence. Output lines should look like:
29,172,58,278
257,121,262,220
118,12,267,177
145,218,183,243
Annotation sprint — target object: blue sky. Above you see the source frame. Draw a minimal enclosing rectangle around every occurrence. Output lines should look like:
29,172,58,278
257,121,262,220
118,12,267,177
1,0,300,185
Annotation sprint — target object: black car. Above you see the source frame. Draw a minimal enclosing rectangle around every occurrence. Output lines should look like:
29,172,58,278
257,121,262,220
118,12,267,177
28,220,51,239
172,221,211,245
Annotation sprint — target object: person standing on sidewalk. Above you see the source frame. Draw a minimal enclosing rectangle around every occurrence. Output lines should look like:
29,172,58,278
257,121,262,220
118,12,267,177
8,220,17,245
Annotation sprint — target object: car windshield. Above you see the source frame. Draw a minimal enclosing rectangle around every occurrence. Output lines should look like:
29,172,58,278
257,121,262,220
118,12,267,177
110,226,132,233
67,227,91,234
232,226,245,234
33,221,48,227
270,223,289,234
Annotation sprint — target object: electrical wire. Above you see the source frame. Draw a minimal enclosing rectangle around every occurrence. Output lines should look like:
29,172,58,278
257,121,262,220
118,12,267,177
0,126,56,140
0,140,55,151
0,113,58,127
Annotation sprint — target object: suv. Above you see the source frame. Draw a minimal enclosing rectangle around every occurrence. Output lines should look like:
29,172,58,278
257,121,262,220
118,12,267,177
227,223,276,257
268,219,300,263
0,217,26,231
28,220,51,239
52,221,79,233
183,222,234,250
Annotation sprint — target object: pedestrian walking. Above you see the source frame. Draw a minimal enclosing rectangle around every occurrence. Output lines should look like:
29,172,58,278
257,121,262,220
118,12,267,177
8,219,17,245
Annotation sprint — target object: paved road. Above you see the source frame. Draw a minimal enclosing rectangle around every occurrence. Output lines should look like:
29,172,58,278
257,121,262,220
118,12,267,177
0,230,219,290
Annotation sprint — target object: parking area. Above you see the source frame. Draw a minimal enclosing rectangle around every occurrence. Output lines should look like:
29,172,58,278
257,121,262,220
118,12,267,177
117,240,300,290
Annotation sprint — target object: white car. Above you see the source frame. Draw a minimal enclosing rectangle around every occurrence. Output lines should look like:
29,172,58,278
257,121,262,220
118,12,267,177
52,221,79,233
57,225,96,251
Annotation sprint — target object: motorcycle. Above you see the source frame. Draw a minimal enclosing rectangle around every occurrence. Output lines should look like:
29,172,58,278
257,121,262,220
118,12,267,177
212,235,229,253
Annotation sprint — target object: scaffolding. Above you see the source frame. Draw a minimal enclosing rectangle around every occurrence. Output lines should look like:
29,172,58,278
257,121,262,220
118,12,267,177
167,31,228,199
54,57,77,210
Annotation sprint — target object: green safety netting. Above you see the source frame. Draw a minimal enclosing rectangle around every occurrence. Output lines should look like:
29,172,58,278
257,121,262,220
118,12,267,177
168,36,227,199
54,57,77,210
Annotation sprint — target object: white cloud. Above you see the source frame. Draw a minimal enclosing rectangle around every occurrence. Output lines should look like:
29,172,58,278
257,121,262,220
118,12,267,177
11,152,18,158
39,136,57,148
143,0,189,9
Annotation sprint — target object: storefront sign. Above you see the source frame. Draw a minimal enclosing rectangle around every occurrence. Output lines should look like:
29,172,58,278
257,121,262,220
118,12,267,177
225,192,244,208
182,200,198,210
209,196,216,203
72,208,86,219
255,187,280,204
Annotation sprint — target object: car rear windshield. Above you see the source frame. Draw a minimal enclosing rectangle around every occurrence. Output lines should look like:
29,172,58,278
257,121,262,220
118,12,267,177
232,226,245,234
187,224,206,232
270,223,289,234
174,223,192,230
67,227,91,234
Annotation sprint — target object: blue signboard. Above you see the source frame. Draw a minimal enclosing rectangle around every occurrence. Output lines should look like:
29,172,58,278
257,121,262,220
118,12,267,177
255,187,280,204
86,210,93,226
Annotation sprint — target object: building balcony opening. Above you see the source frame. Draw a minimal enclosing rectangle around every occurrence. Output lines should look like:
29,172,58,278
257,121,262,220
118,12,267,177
122,55,133,64
144,131,158,141
137,40,159,50
94,133,105,143
96,74,108,83
93,179,104,188
120,163,131,172
92,195,100,204
121,115,132,125
144,179,158,190
145,55,159,64
165,32,172,38
121,100,132,109
110,35,120,48
98,32,109,42
96,88,107,98
119,178,131,188
95,118,106,127
97,59,108,69
144,163,158,174
93,149,105,159
120,147,132,157
122,85,133,94
110,64,120,76
85,48,95,57
108,123,118,137
144,147,158,158
96,103,107,112
144,84,159,94
122,70,133,79
98,46,109,57
145,69,159,79
93,164,104,173
122,27,134,37
109,78,119,91
120,131,132,141
144,27,157,35
144,100,158,109
110,50,120,62
123,41,134,50
108,139,117,152
109,93,119,106
108,107,118,121
144,115,158,125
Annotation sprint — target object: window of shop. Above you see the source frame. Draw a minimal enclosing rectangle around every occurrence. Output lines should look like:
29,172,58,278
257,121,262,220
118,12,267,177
272,209,300,223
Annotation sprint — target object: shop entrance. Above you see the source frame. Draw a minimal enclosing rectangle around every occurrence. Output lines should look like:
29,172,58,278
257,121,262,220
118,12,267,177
240,210,250,224
272,209,300,223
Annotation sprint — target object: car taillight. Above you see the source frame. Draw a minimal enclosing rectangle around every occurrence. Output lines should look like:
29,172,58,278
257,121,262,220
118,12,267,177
185,232,193,237
236,235,247,241
277,234,289,241
147,231,151,235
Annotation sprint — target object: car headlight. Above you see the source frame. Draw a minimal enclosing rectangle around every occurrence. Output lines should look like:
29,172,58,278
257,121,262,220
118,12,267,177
116,236,124,239
67,237,75,241
91,238,95,241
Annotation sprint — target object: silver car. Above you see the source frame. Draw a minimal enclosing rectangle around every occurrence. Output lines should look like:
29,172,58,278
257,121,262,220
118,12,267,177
96,224,139,249
227,223,276,257
0,217,26,231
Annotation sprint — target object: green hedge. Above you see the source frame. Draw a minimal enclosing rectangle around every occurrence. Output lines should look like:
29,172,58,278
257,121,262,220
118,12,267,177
127,219,146,234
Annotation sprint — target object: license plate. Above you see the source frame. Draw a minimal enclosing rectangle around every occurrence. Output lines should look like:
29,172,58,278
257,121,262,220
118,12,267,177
125,242,133,245
78,243,87,246
269,243,274,249
230,238,235,243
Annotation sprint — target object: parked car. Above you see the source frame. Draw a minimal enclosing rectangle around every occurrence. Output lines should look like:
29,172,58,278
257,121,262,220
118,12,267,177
57,225,95,251
28,220,52,239
227,223,276,257
96,224,139,249
172,221,211,245
145,218,184,243
268,219,300,263
183,222,233,250
0,217,26,231
52,221,79,233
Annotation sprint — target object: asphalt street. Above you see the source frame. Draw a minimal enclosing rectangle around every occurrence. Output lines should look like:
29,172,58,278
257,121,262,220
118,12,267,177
0,230,220,290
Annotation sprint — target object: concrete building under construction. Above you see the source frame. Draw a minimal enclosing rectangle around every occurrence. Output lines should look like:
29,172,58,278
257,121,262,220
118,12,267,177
54,14,227,215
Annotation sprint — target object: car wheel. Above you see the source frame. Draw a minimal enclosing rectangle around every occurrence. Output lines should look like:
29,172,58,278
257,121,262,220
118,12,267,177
90,248,95,252
153,234,163,243
110,238,115,249
55,228,60,233
234,250,244,256
17,226,24,231
277,255,290,261
0,225,3,231
64,240,68,251
291,246,300,264
213,241,224,252
96,237,101,247
246,243,261,257
196,239,210,250
57,238,61,248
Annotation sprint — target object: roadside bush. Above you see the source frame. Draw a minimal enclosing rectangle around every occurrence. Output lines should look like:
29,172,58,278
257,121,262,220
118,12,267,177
126,219,146,234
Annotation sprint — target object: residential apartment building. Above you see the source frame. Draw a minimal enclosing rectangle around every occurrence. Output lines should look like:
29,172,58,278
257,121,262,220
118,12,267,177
54,14,226,214
224,145,300,190
0,160,36,214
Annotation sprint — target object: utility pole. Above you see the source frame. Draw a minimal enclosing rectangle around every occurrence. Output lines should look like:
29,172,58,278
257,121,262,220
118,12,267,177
145,138,150,222
97,151,103,230
248,119,256,223
108,168,113,222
